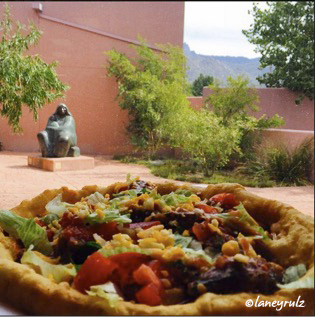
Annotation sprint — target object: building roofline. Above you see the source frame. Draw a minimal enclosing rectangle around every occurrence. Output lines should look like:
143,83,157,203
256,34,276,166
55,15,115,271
38,13,166,53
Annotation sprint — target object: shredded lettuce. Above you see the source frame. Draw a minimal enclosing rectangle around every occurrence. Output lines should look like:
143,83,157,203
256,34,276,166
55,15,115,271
98,246,151,258
45,194,74,217
86,282,123,308
40,213,59,225
20,248,76,283
86,192,107,205
182,247,213,263
282,264,307,284
113,187,152,198
277,276,314,289
108,195,134,210
162,192,191,206
174,233,193,248
277,264,313,289
0,210,52,255
85,210,131,225
112,189,138,198
174,189,193,197
187,239,203,251
236,203,269,240
218,203,269,240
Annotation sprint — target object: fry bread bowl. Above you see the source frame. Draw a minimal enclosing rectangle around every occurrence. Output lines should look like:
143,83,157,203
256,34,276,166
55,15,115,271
0,182,313,315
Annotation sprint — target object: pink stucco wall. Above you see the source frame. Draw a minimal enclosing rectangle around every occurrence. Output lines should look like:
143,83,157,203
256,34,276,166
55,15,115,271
0,2,184,155
187,97,203,110
261,129,314,182
202,87,314,131
260,129,314,150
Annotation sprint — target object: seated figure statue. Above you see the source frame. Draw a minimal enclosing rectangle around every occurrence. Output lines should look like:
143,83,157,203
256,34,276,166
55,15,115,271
37,103,80,157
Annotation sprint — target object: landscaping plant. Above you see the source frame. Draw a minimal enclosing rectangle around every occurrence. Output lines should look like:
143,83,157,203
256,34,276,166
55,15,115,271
165,106,242,177
0,4,68,133
108,45,285,180
205,76,284,163
191,73,214,96
106,38,190,158
243,1,314,103
240,138,314,186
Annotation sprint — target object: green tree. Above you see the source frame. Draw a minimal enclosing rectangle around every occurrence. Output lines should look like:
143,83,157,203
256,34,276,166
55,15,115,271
206,76,259,125
243,1,314,102
205,76,284,162
106,38,190,157
191,73,213,96
166,106,242,177
0,4,68,133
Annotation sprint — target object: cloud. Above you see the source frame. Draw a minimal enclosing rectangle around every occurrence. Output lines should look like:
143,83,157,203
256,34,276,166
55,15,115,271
184,1,268,58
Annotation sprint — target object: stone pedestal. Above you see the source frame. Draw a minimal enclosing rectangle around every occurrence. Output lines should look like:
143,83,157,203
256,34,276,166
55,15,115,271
28,155,94,172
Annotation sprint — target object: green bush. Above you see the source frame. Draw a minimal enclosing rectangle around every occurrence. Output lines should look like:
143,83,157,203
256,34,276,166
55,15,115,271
191,74,214,96
205,76,285,164
0,4,68,133
240,138,314,185
106,38,190,158
165,106,242,177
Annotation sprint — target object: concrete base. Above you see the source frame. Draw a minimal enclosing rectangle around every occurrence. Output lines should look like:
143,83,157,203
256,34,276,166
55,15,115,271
27,155,95,172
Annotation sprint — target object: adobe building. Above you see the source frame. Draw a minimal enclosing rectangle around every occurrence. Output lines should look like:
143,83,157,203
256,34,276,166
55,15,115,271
0,2,185,155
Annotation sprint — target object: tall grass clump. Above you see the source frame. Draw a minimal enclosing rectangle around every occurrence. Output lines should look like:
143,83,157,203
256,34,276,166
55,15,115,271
241,138,314,185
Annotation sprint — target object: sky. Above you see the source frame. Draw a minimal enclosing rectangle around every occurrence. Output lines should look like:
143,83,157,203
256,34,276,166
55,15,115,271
184,1,268,59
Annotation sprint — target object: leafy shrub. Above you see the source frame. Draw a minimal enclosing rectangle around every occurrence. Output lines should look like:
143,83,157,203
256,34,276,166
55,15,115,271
106,38,190,158
191,74,214,96
165,106,242,177
240,138,314,185
205,76,285,164
0,4,68,133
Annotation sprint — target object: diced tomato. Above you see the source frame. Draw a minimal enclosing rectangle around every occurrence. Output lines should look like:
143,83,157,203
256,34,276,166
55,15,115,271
133,264,161,288
148,260,162,276
46,228,54,241
209,193,239,210
192,221,209,241
73,252,118,293
35,219,46,227
215,255,230,269
195,203,218,214
109,252,149,268
135,283,162,306
93,221,120,240
188,257,211,270
109,252,150,287
127,221,161,230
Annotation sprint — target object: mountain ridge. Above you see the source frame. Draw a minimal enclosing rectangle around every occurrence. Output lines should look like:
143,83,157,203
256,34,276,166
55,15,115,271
184,43,268,87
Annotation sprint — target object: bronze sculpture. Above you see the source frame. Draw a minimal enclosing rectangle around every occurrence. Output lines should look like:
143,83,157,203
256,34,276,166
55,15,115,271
37,103,80,157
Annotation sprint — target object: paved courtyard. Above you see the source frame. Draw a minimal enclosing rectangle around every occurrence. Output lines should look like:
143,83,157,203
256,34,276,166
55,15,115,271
0,151,313,217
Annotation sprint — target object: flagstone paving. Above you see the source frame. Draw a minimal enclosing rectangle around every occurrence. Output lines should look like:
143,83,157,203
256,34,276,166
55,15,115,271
0,151,313,217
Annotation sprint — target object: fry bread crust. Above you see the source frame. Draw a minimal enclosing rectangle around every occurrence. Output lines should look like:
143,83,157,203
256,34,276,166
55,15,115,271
0,182,314,315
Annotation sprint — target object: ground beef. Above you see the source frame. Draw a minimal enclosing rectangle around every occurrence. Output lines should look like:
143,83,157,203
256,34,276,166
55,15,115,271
130,209,154,223
147,210,205,233
54,212,95,263
187,256,283,297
